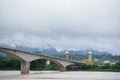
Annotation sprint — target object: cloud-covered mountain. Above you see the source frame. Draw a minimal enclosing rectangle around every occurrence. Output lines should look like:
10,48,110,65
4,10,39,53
0,44,111,57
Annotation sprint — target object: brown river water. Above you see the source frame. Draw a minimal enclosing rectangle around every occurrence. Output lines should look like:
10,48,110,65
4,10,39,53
0,71,120,80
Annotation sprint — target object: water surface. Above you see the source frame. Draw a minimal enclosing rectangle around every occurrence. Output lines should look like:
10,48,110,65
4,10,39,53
0,71,120,80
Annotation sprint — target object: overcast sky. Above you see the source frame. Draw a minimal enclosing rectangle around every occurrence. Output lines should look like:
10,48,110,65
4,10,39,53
0,0,120,55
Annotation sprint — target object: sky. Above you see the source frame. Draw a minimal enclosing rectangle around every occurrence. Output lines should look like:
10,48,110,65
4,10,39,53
0,0,120,55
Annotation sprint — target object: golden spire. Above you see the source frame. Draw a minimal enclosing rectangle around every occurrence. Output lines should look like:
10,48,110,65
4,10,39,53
87,49,93,65
65,48,69,60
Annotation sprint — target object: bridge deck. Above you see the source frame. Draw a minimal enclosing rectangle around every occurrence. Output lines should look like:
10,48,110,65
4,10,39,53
0,46,83,64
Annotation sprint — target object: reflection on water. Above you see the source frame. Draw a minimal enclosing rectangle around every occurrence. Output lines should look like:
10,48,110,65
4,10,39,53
0,71,120,80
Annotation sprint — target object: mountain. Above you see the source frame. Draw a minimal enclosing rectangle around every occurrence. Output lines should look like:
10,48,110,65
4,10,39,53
0,44,120,63
0,44,110,56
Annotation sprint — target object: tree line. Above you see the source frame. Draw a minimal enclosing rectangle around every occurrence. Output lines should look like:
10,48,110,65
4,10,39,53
0,57,120,72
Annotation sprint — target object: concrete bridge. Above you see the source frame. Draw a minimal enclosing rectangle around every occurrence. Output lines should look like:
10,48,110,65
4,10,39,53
0,46,83,74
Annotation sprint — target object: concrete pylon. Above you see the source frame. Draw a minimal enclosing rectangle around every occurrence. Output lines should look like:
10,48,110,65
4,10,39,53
60,66,66,72
21,61,30,74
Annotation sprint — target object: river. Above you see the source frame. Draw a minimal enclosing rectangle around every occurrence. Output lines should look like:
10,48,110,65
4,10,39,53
0,71,120,80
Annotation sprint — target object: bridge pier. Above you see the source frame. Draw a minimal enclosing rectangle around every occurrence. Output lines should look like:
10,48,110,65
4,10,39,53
60,67,66,72
21,61,30,74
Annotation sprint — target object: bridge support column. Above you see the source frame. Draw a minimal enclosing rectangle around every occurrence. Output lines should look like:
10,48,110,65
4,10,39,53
60,67,66,72
21,61,30,74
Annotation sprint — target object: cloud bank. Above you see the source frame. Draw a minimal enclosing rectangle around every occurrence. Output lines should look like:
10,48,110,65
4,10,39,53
0,0,120,55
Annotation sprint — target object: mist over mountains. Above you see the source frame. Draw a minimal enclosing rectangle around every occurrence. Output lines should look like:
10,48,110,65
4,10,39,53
0,44,120,63
0,43,111,57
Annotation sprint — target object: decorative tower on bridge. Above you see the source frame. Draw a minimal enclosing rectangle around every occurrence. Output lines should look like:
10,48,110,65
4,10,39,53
65,48,69,60
87,49,93,65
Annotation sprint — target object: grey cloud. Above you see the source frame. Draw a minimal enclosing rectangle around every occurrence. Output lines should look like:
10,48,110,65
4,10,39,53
0,0,120,55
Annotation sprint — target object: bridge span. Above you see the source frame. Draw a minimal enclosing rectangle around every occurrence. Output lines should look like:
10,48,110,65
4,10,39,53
0,46,83,74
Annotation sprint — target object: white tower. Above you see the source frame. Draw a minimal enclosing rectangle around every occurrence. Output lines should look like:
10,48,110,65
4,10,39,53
87,49,93,65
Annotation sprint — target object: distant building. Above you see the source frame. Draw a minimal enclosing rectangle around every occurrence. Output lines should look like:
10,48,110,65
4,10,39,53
46,60,50,65
103,60,116,65
110,62,116,65
94,58,98,64
94,58,98,62
103,60,110,64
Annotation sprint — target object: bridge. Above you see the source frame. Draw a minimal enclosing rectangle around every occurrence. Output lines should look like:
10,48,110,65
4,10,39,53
0,46,83,74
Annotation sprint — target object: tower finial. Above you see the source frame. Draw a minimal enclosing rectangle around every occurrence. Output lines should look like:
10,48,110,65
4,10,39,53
88,48,92,52
66,48,69,52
